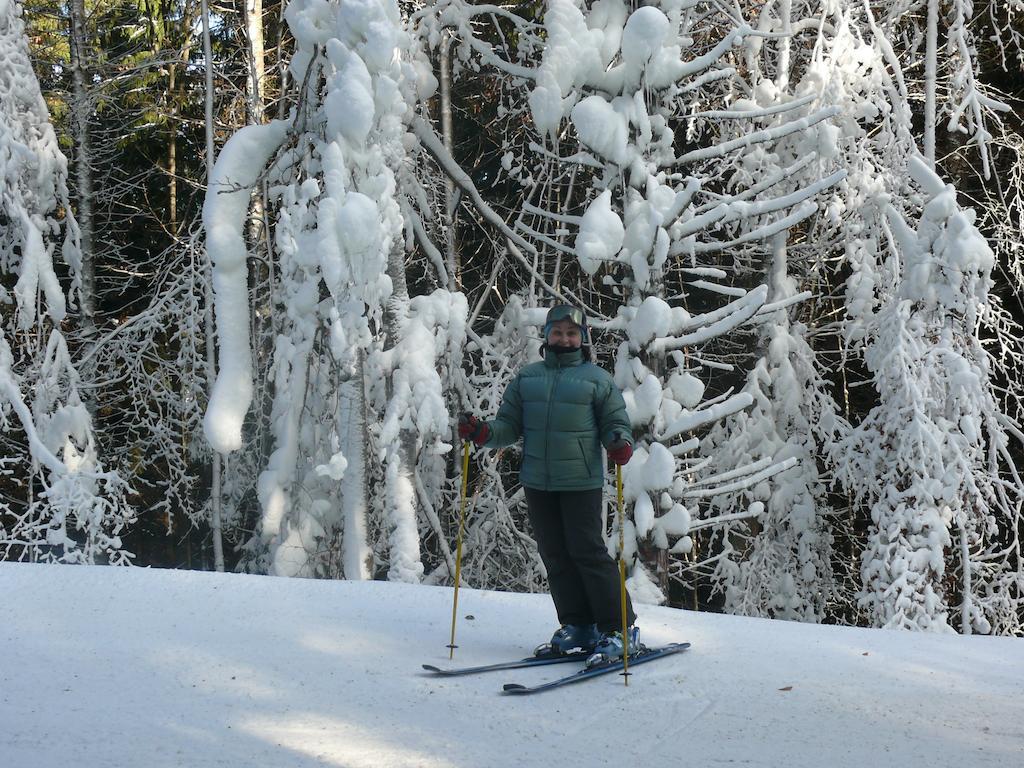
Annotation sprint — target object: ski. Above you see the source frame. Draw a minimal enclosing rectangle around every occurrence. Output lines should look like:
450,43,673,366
422,650,589,677
501,642,690,695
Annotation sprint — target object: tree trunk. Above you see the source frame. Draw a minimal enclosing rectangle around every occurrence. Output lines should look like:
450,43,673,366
243,0,266,124
776,0,791,92
202,0,224,572
241,0,271,332
339,362,371,580
168,63,178,235
383,239,423,582
68,0,95,335
439,31,458,290
924,0,938,165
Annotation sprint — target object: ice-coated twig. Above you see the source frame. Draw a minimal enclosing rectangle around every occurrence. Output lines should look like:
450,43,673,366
673,107,840,166
659,392,755,442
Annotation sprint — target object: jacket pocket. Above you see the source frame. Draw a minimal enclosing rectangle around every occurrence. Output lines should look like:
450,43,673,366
577,438,592,477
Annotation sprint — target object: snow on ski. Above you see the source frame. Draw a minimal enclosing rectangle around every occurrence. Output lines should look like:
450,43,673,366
501,642,691,695
422,651,589,677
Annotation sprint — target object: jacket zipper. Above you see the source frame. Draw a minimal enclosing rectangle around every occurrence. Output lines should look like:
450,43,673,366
544,364,563,490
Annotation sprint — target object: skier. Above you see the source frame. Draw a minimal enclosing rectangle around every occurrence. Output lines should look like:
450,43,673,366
458,304,637,666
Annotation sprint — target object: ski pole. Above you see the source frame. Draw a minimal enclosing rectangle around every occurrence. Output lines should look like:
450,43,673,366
448,440,471,659
617,461,630,686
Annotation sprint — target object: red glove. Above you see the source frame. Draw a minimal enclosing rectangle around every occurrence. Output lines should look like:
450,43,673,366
606,434,633,466
457,413,489,446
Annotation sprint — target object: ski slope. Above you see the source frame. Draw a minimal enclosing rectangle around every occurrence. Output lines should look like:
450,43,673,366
2,563,1022,767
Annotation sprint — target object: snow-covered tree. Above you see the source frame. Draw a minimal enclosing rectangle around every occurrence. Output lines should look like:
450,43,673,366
891,0,1012,175
411,0,862,607
697,1,1024,628
416,0,1024,630
75,230,214,541
837,155,1023,633
3,0,1013,635
0,0,132,564
204,0,469,580
685,0,844,621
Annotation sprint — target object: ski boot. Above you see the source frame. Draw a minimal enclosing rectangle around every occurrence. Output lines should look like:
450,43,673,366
533,623,600,657
585,626,641,668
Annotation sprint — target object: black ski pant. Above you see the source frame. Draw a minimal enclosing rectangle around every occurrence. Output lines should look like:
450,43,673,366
524,486,636,633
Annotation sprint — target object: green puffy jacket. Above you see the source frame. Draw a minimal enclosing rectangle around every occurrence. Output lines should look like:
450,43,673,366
484,348,633,491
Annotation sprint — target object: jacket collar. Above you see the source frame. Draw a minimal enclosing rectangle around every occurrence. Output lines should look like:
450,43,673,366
543,346,584,368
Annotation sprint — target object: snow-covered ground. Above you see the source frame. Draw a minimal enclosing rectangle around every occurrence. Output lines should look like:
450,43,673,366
2,563,1022,768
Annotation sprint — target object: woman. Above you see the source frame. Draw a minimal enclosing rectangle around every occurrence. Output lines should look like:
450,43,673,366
459,304,637,666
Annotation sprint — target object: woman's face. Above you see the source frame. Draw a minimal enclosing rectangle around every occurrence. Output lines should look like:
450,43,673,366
547,318,583,349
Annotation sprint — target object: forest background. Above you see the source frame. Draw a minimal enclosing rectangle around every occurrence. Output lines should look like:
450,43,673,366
2,0,1024,636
